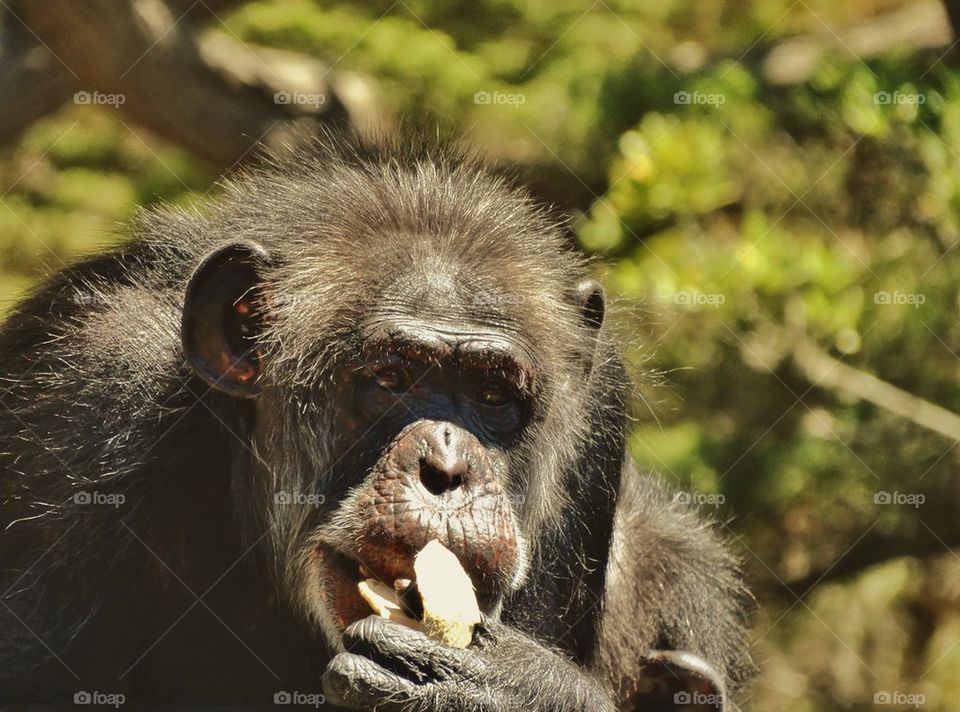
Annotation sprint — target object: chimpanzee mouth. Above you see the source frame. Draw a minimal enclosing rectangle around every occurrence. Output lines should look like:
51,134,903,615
315,544,498,633
315,546,384,631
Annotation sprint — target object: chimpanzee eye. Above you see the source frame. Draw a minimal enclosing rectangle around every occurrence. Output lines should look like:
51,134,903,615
374,365,409,392
476,379,513,406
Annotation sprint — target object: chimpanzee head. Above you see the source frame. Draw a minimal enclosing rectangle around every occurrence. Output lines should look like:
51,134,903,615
178,137,610,647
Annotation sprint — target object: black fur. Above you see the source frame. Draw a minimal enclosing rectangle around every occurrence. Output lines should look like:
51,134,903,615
0,134,752,711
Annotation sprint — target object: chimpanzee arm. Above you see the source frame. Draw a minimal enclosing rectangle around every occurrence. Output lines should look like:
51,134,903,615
596,464,754,711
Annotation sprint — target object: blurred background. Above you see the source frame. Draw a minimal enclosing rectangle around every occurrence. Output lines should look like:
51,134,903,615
1,0,959,709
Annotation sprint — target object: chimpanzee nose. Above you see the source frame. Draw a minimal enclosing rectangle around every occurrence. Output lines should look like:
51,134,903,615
418,423,470,496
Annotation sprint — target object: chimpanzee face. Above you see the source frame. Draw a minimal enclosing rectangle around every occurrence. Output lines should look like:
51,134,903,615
311,303,542,628
180,166,604,647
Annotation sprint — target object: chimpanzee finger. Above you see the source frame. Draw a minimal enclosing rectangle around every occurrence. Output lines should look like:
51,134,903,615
343,615,486,682
322,650,419,711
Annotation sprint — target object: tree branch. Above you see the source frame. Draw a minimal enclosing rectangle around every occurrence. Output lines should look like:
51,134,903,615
791,335,960,442
0,11,77,145
7,0,381,169
942,0,960,42
762,0,953,85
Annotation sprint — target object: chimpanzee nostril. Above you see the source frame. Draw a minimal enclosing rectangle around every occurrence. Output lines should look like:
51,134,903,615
419,458,464,495
408,422,472,496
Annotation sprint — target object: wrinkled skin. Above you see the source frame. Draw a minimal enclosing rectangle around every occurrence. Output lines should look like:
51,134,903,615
324,616,612,711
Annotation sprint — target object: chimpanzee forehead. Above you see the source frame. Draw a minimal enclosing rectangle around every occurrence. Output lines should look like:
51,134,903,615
339,244,542,373
359,259,539,366
359,313,538,380
391,265,509,315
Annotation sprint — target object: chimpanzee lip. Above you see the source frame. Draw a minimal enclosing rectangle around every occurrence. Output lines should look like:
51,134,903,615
315,544,374,631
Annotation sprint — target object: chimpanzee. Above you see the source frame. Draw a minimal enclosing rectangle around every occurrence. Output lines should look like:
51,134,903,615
0,134,752,711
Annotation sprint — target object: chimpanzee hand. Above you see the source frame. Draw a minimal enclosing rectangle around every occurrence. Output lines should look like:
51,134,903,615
322,615,615,712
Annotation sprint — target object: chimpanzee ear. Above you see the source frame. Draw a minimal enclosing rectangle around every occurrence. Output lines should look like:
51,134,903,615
181,241,271,398
573,278,605,331
627,650,727,711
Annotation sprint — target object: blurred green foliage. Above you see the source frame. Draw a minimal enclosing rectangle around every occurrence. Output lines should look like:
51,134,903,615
2,1,959,709
0,110,211,306
585,54,960,709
